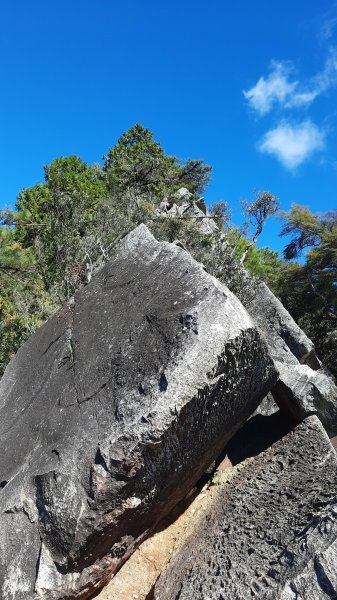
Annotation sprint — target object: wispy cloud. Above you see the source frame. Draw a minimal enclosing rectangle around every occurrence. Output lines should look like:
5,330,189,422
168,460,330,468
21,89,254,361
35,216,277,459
243,62,296,115
321,16,337,40
258,121,325,170
243,50,337,115
319,3,337,40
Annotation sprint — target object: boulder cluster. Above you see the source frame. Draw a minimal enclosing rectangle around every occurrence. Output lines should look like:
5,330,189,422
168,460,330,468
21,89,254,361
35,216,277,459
0,224,336,599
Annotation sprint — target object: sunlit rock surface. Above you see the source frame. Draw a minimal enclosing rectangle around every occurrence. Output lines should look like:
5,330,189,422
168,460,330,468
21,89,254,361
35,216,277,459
246,281,337,435
154,416,337,600
0,225,276,600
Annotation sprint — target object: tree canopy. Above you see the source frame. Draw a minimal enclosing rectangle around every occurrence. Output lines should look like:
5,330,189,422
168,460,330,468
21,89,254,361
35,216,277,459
0,125,213,376
0,125,335,379
240,191,279,264
103,124,211,204
276,205,337,376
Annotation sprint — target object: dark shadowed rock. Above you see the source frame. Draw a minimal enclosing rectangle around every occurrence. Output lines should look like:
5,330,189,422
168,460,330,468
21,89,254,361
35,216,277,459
154,416,337,600
246,281,337,436
0,225,277,599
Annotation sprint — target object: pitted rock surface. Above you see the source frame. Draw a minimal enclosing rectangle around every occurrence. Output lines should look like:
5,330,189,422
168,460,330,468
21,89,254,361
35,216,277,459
154,416,337,600
0,225,277,600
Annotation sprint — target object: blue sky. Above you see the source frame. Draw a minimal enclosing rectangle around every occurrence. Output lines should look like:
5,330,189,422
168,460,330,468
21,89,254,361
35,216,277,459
1,0,336,252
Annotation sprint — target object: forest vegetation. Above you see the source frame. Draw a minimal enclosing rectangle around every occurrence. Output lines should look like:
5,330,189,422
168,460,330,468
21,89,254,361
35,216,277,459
0,124,336,378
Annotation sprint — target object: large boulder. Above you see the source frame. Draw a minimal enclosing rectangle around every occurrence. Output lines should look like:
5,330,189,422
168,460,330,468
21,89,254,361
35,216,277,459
272,362,337,437
246,282,337,436
246,282,316,365
154,416,337,599
153,202,337,434
0,225,277,600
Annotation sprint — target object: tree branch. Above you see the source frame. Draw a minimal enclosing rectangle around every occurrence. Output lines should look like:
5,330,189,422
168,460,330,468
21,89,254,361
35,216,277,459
306,267,337,320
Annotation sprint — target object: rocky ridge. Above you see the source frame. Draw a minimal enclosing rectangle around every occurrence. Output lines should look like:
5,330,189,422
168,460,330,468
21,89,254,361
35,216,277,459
0,225,276,599
154,416,337,599
0,222,336,599
246,281,337,435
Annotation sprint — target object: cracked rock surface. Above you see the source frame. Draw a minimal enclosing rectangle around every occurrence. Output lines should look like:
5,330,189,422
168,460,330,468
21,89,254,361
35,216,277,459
154,416,337,600
0,225,277,600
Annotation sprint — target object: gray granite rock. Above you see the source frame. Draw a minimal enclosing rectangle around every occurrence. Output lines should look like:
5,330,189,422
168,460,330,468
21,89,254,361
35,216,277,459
0,225,276,600
174,201,218,234
246,281,317,365
252,393,279,417
154,416,337,600
155,201,337,434
273,362,337,437
246,281,337,436
157,186,218,235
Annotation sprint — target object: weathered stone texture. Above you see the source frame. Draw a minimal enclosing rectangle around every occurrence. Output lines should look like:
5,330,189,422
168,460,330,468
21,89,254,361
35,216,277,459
154,416,337,600
247,281,316,364
155,203,337,434
0,225,276,599
246,281,337,436
273,362,337,437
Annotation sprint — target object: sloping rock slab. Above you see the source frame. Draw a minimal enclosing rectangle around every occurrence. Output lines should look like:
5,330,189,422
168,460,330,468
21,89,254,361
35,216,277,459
273,362,337,438
246,281,337,435
246,282,316,365
154,416,337,600
0,225,277,600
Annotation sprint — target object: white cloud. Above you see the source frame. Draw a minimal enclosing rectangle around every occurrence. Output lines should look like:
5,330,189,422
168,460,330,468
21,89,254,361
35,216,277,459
321,17,337,40
243,62,296,115
320,6,337,40
244,50,337,115
258,121,325,169
312,49,337,93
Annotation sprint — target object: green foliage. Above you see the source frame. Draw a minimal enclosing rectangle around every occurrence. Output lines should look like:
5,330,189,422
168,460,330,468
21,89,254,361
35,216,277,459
103,124,211,205
280,204,323,260
175,158,212,195
0,226,35,271
210,200,231,229
1,123,335,384
0,227,58,377
240,190,279,264
13,156,107,297
221,227,283,287
243,191,279,231
276,206,337,376
14,183,51,247
103,124,177,203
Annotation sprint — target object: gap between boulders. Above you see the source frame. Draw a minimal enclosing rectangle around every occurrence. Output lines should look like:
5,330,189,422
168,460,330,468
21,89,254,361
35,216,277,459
94,407,296,600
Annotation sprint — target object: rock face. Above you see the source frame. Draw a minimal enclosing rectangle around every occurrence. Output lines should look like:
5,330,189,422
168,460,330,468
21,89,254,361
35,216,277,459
154,416,337,600
156,200,337,434
246,281,337,436
272,362,337,437
0,225,277,600
157,187,218,235
246,282,316,364
252,392,279,417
